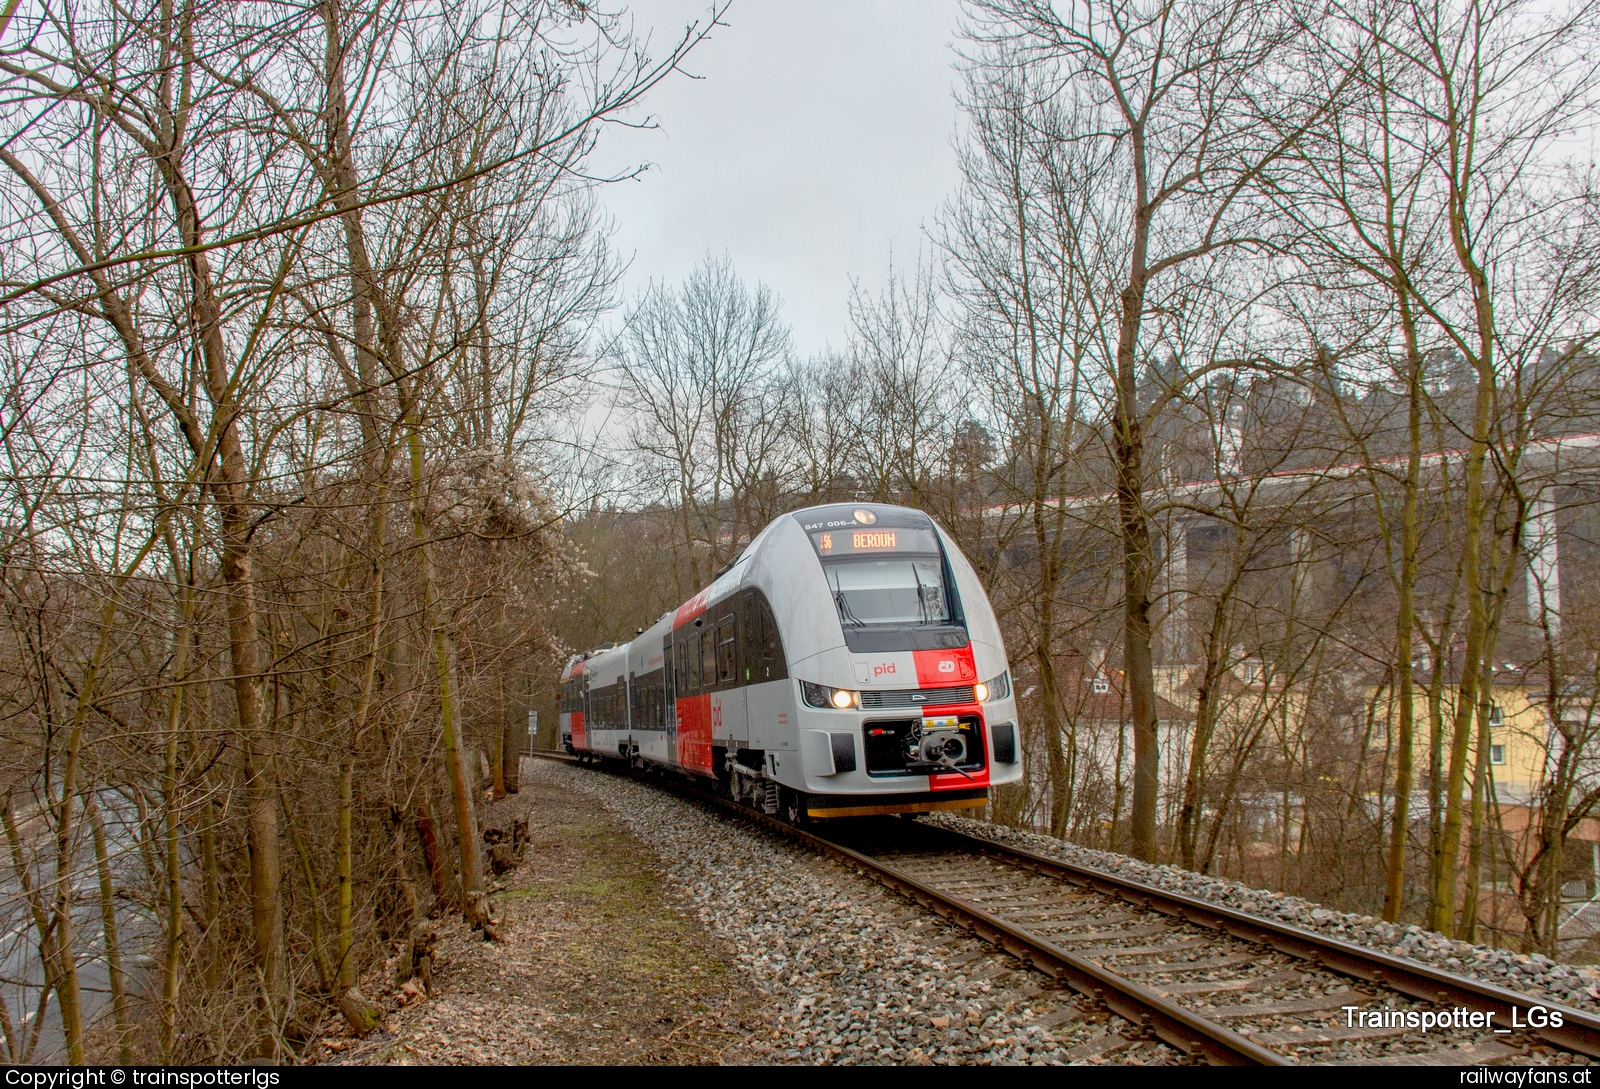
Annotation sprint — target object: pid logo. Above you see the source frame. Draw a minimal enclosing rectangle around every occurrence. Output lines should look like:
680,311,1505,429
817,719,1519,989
873,662,897,678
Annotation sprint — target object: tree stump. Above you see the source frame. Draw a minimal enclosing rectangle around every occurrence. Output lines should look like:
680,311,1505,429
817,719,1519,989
395,921,437,994
338,987,385,1037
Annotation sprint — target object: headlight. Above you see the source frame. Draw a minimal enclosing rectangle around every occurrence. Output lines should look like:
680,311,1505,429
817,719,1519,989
801,680,859,709
977,671,1010,702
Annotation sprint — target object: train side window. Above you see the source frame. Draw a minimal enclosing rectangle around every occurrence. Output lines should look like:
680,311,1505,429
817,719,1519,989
687,634,700,691
717,616,735,683
699,628,714,689
739,593,756,683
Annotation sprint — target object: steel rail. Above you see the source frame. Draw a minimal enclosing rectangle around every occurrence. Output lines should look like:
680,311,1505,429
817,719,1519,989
934,826,1600,1060
531,750,1600,1063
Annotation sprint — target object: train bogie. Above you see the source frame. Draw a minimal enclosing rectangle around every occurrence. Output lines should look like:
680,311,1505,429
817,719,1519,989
558,504,1022,818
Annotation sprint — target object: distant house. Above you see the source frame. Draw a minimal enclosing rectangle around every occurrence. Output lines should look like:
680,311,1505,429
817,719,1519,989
1362,664,1600,952
1363,664,1557,802
1058,653,1194,835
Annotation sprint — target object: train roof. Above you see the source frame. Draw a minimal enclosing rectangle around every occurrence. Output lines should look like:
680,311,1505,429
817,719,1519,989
789,502,937,531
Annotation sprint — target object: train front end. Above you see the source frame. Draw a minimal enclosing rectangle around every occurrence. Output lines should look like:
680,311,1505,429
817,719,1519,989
755,504,1022,818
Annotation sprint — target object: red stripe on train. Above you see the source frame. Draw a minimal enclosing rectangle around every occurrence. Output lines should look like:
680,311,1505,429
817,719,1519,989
674,586,711,627
921,700,991,792
912,646,977,685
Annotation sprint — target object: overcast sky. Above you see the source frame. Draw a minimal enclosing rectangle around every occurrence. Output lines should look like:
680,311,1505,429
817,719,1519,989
590,0,966,357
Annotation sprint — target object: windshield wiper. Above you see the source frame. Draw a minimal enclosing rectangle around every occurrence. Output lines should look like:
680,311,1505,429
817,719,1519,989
835,590,866,628
914,568,945,625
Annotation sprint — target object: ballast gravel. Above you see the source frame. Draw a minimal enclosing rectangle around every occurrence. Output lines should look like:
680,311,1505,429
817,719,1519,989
533,759,1183,1066
924,811,1600,1014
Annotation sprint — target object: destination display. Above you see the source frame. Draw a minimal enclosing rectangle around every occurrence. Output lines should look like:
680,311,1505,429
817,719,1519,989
810,526,940,557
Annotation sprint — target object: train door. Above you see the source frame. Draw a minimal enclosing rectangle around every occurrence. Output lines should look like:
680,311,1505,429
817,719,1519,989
617,673,630,758
741,589,790,751
675,623,716,775
663,633,677,763
709,605,745,753
574,670,589,751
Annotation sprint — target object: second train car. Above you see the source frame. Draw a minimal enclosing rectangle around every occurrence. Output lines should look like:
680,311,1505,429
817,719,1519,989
557,503,1021,820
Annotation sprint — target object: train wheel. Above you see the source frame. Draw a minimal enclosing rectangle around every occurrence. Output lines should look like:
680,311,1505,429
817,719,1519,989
783,789,808,827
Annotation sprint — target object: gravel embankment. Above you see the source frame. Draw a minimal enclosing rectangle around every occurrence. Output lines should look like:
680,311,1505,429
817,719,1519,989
924,812,1600,1013
535,759,1182,1066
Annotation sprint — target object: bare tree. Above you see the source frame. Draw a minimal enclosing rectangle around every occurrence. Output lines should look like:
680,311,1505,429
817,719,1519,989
967,0,1339,860
617,254,793,589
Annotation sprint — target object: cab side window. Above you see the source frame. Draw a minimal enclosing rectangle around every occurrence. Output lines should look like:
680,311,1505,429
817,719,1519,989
754,592,787,681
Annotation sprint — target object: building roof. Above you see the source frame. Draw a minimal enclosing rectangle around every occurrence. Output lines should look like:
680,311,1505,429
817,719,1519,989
1057,662,1191,724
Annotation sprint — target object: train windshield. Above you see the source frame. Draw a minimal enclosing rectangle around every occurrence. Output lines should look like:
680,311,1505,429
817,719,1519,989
823,557,951,627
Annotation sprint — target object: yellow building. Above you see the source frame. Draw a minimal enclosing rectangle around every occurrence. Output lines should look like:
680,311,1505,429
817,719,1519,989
1364,666,1549,801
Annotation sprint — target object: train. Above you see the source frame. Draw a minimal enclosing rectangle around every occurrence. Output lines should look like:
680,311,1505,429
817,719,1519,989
557,503,1021,821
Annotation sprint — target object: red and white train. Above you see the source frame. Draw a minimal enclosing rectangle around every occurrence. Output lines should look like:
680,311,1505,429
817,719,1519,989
557,504,1021,821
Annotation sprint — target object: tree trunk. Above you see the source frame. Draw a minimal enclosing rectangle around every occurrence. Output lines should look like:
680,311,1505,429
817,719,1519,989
2,800,61,1063
1113,193,1160,859
87,799,132,1064
1432,77,1503,935
1461,518,1519,939
339,467,390,991
46,567,140,1064
1432,375,1495,936
161,596,192,1061
1383,320,1425,921
406,424,486,925
1178,594,1232,870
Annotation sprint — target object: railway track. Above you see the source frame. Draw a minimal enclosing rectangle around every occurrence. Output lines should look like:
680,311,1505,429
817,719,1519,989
532,750,1600,1066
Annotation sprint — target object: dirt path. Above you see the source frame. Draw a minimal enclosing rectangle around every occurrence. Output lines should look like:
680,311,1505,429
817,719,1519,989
326,771,778,1065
